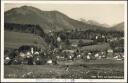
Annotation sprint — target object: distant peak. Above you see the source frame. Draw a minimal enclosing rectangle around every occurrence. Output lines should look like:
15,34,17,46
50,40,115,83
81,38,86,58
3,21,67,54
20,5,34,9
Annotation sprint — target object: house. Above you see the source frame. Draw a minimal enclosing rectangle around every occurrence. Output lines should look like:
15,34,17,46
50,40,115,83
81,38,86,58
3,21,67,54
46,59,53,64
33,55,43,65
17,45,39,64
77,54,81,58
34,51,40,55
62,49,75,53
18,45,40,55
86,52,91,60
94,53,99,59
18,51,33,64
113,53,124,60
87,55,91,60
95,35,107,42
4,57,11,65
62,49,77,60
71,44,78,47
18,45,34,58
107,49,114,58
57,36,61,42
69,39,79,47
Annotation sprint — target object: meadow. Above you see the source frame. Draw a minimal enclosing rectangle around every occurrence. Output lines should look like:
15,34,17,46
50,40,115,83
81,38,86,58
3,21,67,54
4,59,124,79
4,31,47,49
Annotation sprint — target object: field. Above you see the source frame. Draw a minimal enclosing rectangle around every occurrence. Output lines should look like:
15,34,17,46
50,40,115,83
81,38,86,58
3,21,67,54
4,31,47,49
81,43,110,51
4,59,124,79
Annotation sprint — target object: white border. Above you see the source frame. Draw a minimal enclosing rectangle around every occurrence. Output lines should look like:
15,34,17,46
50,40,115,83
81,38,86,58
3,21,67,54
1,1,127,82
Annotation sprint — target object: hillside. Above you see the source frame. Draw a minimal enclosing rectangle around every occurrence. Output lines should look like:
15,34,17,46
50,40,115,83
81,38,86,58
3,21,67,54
110,22,124,31
4,31,48,49
79,18,110,28
5,6,108,33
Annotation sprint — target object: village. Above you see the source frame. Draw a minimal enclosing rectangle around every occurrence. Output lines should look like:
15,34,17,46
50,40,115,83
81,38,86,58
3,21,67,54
3,4,125,79
4,30,124,65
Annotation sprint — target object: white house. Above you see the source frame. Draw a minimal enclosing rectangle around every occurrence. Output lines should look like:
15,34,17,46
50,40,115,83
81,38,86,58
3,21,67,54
47,59,53,64
57,37,61,42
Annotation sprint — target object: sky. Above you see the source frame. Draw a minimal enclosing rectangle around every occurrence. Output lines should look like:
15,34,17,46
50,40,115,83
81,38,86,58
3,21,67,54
4,3,125,26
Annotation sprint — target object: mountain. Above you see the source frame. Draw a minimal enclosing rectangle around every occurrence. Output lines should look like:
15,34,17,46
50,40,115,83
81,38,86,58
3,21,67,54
79,18,110,28
87,20,110,28
110,22,124,31
4,6,107,33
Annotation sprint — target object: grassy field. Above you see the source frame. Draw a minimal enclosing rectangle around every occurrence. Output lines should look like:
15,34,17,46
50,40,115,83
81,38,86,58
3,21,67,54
4,59,124,79
4,31,47,49
81,43,110,51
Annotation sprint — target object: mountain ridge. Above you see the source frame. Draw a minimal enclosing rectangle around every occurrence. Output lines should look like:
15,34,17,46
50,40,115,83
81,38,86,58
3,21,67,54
5,6,109,33
79,18,110,28
110,22,124,31
5,6,122,33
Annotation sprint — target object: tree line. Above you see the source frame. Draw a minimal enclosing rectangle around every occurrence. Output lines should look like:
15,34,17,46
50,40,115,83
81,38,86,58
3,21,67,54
4,23,124,49
53,29,124,40
5,23,45,37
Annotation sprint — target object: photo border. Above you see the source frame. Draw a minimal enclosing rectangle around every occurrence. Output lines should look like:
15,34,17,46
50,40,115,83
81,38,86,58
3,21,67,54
1,1,127,82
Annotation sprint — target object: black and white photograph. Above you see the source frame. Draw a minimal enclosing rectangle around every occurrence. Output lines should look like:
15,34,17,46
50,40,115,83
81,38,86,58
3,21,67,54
1,1,127,82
